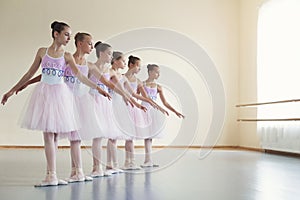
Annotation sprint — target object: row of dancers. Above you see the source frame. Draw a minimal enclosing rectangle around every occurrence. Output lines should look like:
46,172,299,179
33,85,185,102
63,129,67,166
1,21,184,187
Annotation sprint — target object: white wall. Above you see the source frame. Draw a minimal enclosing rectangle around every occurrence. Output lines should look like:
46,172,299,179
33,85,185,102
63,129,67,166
0,0,240,146
238,0,267,149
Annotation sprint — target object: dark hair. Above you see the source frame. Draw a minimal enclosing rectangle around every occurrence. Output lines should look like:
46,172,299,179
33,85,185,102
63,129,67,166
111,51,123,64
50,21,70,39
74,32,91,47
128,55,140,66
94,41,111,58
147,64,159,73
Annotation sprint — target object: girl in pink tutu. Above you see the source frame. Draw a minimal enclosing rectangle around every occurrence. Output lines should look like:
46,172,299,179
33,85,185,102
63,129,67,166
141,64,184,168
63,32,111,182
106,51,151,173
122,55,167,170
15,33,111,182
1,21,108,187
88,42,140,176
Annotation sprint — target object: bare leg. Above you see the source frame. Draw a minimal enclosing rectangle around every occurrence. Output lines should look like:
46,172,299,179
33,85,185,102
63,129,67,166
124,140,133,165
43,132,57,176
107,139,118,169
90,137,106,177
107,139,123,173
144,138,152,164
68,140,86,182
141,138,158,168
70,140,82,172
123,140,140,170
35,132,59,186
92,138,102,167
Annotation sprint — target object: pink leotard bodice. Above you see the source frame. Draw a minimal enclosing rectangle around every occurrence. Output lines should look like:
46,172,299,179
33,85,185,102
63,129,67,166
41,52,66,85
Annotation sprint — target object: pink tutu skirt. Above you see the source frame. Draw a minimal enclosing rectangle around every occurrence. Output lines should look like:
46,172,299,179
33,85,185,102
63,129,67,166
20,82,79,136
90,90,125,139
68,91,103,141
136,102,167,139
110,92,137,140
126,104,151,139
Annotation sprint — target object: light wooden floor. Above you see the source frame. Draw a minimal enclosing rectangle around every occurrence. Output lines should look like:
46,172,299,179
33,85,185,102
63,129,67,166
0,148,300,200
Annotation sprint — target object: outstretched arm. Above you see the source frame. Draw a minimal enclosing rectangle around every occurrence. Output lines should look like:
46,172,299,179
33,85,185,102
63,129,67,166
88,63,126,99
65,53,111,100
137,83,169,115
15,74,41,94
157,85,184,118
1,48,44,105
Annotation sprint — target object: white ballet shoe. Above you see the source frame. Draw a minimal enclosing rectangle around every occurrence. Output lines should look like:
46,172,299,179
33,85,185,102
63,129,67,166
90,170,104,178
84,175,93,181
34,171,68,187
67,168,85,183
107,167,124,174
58,179,68,185
90,171,112,177
103,170,113,176
34,180,58,187
140,162,159,168
90,165,111,178
122,162,142,170
107,163,124,174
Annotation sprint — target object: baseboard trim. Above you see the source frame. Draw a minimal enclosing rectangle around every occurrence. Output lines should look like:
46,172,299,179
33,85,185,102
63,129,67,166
264,149,300,158
0,145,253,150
1,145,299,157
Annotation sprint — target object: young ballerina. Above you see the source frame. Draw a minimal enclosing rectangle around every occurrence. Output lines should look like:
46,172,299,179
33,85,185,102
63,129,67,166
141,64,184,168
14,32,111,183
107,51,151,173
122,55,167,170
1,21,108,187
88,42,139,176
64,32,112,182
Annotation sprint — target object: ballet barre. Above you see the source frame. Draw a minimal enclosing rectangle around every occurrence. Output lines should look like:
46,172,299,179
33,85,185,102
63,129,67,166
237,118,300,122
236,98,300,122
236,98,300,107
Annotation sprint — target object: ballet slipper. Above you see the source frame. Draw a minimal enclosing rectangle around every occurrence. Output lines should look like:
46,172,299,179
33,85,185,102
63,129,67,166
34,180,58,187
91,165,111,178
107,162,124,174
84,175,93,181
58,179,68,185
106,167,124,174
67,168,85,183
35,171,68,187
122,162,142,170
140,162,159,168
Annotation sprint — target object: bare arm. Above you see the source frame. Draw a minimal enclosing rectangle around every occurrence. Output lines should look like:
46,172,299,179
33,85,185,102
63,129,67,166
110,72,147,111
157,85,184,118
109,74,137,108
1,48,44,105
16,74,42,94
125,81,157,108
65,53,111,100
88,63,125,97
137,83,169,115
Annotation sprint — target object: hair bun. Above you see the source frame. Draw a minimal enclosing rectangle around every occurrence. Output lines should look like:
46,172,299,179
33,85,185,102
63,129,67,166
94,41,102,48
51,21,59,29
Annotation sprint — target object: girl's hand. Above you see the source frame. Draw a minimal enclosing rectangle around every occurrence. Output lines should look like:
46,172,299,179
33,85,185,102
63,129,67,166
175,111,185,119
97,87,111,100
123,96,134,107
15,84,28,94
130,97,147,112
138,104,147,112
149,100,159,109
1,90,14,105
159,107,169,116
